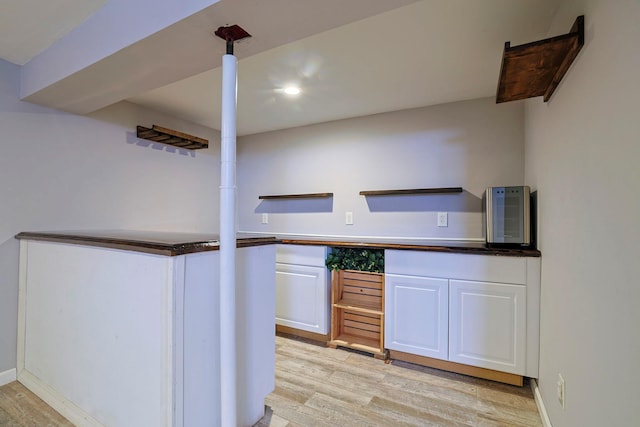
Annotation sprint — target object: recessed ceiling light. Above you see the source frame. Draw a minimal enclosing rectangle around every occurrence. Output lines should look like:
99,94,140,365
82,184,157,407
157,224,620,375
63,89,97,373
284,86,301,96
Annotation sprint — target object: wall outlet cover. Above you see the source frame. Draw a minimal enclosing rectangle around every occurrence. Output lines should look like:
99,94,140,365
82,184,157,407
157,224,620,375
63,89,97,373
437,212,448,227
557,373,565,408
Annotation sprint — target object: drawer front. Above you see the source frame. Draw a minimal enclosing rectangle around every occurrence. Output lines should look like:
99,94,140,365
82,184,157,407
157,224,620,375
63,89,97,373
385,250,527,285
276,244,327,266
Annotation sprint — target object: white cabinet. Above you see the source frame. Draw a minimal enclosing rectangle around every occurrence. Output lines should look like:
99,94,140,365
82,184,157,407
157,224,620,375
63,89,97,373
449,280,526,374
385,274,448,360
385,249,540,379
276,245,330,335
17,239,276,427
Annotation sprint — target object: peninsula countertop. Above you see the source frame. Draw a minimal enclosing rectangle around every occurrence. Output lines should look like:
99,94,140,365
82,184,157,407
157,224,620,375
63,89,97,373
15,230,541,257
15,230,279,256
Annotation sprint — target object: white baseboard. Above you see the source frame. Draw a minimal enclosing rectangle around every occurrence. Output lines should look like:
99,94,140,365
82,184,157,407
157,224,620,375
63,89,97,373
530,378,553,427
0,368,17,386
18,369,103,427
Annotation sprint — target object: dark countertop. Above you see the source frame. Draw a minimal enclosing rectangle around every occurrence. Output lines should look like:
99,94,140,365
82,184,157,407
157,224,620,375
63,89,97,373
15,230,279,256
15,231,541,258
278,235,541,257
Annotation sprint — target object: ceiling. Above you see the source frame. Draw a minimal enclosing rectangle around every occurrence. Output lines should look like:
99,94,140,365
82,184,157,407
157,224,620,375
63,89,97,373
1,0,561,136
0,0,107,65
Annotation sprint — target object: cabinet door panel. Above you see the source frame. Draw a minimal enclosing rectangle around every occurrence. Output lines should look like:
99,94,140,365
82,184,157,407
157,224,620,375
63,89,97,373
276,263,328,334
449,280,526,374
385,274,448,360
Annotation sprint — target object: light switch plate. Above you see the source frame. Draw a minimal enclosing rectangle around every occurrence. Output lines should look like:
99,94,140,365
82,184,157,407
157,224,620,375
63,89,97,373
261,213,268,224
345,211,354,225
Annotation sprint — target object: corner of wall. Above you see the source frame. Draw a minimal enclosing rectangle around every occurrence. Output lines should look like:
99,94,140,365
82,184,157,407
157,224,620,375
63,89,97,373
0,368,17,387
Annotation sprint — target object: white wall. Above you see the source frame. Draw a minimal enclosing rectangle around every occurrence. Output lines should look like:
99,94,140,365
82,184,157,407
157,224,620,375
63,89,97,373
0,59,220,373
524,1,640,425
238,97,524,240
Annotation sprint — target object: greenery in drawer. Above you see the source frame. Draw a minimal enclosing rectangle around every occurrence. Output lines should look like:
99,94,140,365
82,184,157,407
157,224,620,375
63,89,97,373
325,248,384,273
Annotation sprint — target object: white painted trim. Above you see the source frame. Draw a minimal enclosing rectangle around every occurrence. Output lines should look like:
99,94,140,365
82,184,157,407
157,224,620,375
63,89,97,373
171,255,186,427
163,259,176,427
525,258,541,378
239,230,485,243
18,369,103,427
16,241,28,374
531,378,553,427
0,368,16,386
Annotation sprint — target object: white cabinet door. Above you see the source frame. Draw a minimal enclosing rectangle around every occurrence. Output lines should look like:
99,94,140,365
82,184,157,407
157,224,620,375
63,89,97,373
449,280,526,375
385,274,449,360
276,263,329,334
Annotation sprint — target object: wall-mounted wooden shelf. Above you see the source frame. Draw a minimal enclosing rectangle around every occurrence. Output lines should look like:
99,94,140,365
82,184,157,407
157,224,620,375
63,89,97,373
258,192,333,200
136,125,209,150
496,15,584,103
359,187,463,197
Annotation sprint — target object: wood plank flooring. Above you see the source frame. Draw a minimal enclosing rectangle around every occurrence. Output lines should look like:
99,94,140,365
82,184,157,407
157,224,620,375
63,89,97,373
0,380,73,427
255,335,542,427
0,335,542,426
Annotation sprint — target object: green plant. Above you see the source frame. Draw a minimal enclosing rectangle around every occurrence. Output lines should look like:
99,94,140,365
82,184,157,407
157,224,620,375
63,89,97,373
325,247,384,273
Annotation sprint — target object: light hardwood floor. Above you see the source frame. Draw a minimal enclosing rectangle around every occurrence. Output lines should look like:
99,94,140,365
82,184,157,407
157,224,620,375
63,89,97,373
0,335,542,426
0,380,73,427
256,334,542,427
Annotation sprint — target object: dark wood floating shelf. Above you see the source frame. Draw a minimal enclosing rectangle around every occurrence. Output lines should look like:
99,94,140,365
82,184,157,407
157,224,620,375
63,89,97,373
496,15,584,103
258,192,333,200
359,187,463,196
136,125,209,150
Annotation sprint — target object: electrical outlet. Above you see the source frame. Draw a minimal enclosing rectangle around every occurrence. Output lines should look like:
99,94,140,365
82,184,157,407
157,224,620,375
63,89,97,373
345,211,354,225
437,212,448,227
557,373,565,408
261,213,268,224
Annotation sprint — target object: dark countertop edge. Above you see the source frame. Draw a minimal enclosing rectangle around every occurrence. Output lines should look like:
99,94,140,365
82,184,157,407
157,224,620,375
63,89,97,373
280,239,541,257
15,232,281,256
15,231,540,258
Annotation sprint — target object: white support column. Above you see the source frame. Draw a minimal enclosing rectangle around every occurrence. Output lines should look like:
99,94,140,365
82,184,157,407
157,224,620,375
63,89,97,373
219,52,238,427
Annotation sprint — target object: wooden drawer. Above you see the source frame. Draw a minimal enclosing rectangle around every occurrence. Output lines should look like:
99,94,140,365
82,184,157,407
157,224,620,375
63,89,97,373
340,309,382,340
333,270,384,311
331,307,383,355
